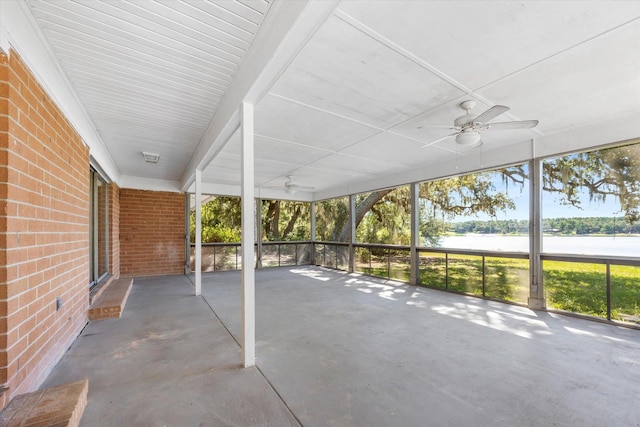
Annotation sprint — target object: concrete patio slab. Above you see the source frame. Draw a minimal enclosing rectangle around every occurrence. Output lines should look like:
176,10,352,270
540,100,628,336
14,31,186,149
201,266,640,427
43,275,299,427
42,267,640,426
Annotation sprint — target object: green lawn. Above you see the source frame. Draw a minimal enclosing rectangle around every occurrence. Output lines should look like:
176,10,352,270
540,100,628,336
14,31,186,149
356,253,640,323
544,261,640,321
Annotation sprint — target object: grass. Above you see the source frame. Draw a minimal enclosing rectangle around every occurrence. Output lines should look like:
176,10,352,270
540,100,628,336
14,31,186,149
544,261,640,321
352,253,640,323
418,255,529,304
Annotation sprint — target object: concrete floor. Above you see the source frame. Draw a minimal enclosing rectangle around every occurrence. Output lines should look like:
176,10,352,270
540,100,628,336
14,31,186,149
45,267,640,426
43,274,299,426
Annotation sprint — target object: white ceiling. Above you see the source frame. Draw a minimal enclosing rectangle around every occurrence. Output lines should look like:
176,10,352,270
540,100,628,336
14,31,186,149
14,0,640,200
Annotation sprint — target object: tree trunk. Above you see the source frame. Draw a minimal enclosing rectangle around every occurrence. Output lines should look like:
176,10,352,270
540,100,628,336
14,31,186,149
281,205,301,240
336,189,393,241
264,201,278,239
270,201,280,239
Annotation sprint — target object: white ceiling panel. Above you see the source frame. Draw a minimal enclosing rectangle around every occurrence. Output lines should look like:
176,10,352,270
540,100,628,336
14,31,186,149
223,135,333,166
285,165,374,194
181,1,262,32
337,1,640,90
15,0,640,198
26,0,272,181
255,94,380,151
30,4,238,80
203,151,242,182
311,153,402,176
204,138,305,188
478,19,640,135
255,157,307,185
30,0,243,70
269,14,465,129
341,132,456,168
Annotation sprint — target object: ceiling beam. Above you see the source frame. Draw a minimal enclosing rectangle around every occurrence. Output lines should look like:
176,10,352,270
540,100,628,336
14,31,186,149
180,0,340,192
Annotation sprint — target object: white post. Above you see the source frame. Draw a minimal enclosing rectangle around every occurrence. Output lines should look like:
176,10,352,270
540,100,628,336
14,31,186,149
256,198,263,269
529,157,545,309
410,183,419,285
349,195,355,272
241,102,256,367
195,169,202,296
310,201,316,263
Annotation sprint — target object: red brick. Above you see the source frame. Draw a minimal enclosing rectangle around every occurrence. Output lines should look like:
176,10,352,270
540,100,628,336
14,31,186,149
1,49,90,408
119,189,185,276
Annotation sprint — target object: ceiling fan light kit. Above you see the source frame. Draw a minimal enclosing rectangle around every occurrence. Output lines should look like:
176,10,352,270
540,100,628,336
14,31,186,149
421,100,539,149
455,131,482,147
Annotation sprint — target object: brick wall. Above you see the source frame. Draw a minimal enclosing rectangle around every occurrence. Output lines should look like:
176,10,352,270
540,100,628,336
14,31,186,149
0,49,89,405
120,189,185,276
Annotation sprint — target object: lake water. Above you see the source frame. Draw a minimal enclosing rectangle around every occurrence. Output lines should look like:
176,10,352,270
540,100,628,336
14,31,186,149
438,235,640,257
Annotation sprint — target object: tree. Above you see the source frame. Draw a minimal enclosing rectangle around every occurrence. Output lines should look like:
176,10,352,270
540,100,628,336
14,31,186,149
418,171,518,245
507,143,640,224
355,187,411,244
316,197,350,242
194,143,640,245
322,168,522,246
262,200,310,241
190,196,242,243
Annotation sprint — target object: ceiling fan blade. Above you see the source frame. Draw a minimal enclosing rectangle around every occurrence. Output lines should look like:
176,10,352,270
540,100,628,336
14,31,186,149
421,132,459,148
482,120,539,130
472,105,509,124
295,186,315,191
416,125,458,130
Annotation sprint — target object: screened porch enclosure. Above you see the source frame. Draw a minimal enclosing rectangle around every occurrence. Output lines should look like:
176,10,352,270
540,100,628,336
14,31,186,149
4,1,640,421
188,142,640,327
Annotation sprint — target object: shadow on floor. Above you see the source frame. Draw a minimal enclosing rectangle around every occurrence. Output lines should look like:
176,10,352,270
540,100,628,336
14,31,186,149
45,267,640,426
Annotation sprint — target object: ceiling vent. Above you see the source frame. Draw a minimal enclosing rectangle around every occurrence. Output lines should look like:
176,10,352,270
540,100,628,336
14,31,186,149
142,152,160,163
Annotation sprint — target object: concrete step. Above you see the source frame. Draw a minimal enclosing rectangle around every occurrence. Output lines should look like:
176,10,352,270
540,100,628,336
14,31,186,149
0,379,88,427
88,278,133,320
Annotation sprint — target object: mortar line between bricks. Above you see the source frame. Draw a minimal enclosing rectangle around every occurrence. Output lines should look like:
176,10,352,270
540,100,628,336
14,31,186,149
199,287,304,427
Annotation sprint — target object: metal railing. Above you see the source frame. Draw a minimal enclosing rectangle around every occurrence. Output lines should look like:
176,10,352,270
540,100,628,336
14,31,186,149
315,242,640,325
190,240,640,326
261,241,312,267
542,253,640,322
188,241,312,272
416,247,530,304
313,241,350,270
353,243,412,282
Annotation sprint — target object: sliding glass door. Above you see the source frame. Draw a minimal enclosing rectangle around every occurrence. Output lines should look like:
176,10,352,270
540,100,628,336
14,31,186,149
90,167,109,288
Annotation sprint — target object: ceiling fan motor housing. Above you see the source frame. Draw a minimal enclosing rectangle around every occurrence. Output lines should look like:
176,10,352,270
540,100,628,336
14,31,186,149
454,113,476,128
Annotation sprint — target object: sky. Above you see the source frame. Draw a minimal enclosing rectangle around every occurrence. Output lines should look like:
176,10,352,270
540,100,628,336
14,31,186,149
454,172,623,222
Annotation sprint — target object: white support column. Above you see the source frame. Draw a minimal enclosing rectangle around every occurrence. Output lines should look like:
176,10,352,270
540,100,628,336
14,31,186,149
241,102,256,368
194,169,202,296
528,156,545,309
349,195,356,272
310,202,316,264
410,183,420,285
256,198,263,269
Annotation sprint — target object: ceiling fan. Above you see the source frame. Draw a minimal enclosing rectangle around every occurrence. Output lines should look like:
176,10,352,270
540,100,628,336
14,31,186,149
264,175,315,194
421,100,538,149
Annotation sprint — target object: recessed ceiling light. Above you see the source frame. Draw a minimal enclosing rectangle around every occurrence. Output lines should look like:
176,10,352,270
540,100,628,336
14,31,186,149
142,152,160,163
